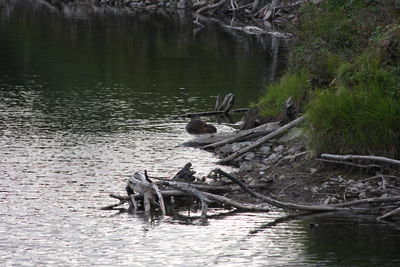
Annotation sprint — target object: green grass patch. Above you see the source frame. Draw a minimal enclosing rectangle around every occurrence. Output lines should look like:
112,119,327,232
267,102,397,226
256,72,310,118
307,87,400,157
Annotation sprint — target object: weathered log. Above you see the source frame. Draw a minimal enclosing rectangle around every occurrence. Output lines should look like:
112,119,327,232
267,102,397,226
160,181,211,222
127,173,166,214
333,196,400,208
320,154,400,166
218,115,305,163
202,121,280,149
188,121,279,146
172,108,249,119
316,158,382,171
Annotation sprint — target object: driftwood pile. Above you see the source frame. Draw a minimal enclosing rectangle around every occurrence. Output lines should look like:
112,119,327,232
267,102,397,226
105,160,400,223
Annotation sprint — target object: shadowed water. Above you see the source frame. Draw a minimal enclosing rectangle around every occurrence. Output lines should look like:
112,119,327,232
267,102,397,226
1,1,400,266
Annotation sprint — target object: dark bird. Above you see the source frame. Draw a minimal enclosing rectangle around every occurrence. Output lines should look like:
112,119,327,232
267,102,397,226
185,119,217,135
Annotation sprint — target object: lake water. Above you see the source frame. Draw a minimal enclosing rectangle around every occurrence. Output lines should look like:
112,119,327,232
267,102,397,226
1,1,400,266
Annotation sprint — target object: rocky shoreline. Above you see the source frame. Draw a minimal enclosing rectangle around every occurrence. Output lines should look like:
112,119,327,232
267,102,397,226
203,122,400,213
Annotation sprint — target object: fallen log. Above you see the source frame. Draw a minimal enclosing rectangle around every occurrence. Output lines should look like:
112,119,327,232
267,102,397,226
333,196,400,208
202,122,280,149
187,121,279,146
320,154,400,166
218,115,305,164
316,158,382,171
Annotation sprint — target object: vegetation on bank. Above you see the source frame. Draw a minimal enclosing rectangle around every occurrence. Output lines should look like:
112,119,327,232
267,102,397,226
257,0,400,157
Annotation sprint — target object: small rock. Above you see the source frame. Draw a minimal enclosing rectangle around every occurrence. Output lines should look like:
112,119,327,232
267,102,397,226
381,193,390,198
258,145,271,154
330,196,338,203
239,162,254,172
349,187,360,194
359,191,367,198
311,186,319,193
354,182,365,189
273,145,284,152
279,127,304,143
347,179,355,185
322,182,330,189
245,152,255,160
239,161,265,172
278,175,286,181
263,153,280,164
232,142,252,151
309,168,318,174
218,144,233,155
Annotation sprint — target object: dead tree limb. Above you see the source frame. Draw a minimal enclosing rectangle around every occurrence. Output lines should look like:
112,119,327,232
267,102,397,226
377,206,400,221
160,181,211,222
218,115,305,163
202,122,279,149
127,173,166,214
197,0,228,14
202,191,270,211
333,196,400,208
320,154,400,166
316,158,382,171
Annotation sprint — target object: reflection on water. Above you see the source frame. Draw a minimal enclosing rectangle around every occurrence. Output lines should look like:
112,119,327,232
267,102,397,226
1,1,400,267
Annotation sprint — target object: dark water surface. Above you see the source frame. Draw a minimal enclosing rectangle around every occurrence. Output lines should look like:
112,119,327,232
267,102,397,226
1,1,400,266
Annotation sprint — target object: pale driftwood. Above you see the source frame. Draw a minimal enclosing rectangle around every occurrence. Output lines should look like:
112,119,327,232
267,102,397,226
214,93,222,111
218,115,306,164
333,196,400,208
202,122,280,149
127,173,166,215
320,154,400,166
172,108,249,119
202,191,270,212
216,93,235,112
106,188,270,213
316,158,382,170
377,206,400,221
161,181,211,222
